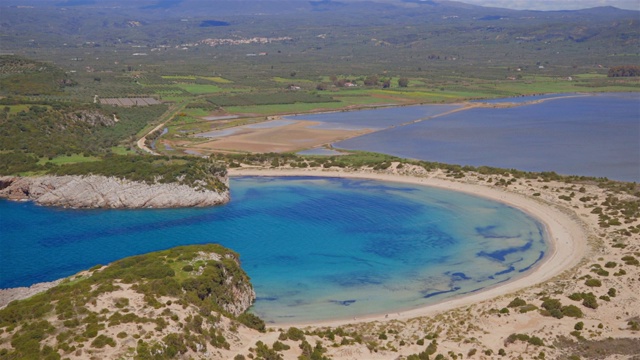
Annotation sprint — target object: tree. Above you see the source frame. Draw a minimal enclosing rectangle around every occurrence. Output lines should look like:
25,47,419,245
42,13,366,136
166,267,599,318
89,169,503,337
398,78,409,87
608,65,640,77
363,75,379,86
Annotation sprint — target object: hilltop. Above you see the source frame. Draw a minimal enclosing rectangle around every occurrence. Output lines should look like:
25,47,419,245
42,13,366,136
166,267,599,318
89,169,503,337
0,244,265,359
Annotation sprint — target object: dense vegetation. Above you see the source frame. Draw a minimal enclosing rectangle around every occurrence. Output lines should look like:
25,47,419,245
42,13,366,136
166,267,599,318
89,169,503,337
0,56,75,96
0,244,262,359
0,153,228,192
608,65,640,77
0,101,167,158
54,155,228,192
203,92,339,108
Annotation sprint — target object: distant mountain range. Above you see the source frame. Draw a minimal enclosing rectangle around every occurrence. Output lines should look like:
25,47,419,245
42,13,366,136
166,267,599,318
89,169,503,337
2,0,638,15
1,0,637,71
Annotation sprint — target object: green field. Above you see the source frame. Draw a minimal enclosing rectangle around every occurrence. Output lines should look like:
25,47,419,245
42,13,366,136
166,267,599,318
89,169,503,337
176,84,225,94
38,154,101,165
225,102,350,115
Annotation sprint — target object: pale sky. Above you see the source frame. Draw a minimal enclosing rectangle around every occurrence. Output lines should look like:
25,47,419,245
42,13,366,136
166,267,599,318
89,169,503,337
457,0,640,11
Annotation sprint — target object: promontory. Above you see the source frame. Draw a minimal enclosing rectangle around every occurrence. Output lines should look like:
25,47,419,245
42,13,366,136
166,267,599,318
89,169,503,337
0,156,230,209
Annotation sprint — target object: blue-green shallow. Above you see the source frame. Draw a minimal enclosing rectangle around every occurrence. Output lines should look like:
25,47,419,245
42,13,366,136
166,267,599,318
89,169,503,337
0,176,547,323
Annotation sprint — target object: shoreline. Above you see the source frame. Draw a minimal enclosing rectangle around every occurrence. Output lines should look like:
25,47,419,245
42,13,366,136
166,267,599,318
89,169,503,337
0,167,589,324
228,167,589,328
0,279,63,309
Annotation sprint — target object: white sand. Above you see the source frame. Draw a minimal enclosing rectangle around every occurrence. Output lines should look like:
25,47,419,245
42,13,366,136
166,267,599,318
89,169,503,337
228,167,589,327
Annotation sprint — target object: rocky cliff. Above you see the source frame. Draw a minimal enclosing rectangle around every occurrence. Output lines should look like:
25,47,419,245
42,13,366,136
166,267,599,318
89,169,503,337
0,174,230,209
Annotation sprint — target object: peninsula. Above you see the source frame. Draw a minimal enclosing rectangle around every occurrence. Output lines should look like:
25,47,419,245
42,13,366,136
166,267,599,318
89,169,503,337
0,174,229,209
0,155,230,209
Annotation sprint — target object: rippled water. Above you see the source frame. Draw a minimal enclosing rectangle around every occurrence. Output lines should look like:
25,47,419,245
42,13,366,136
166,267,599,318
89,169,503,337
0,177,547,323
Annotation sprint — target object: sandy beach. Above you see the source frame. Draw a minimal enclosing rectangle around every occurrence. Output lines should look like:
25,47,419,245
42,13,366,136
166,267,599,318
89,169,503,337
228,167,589,327
222,165,639,359
3,164,638,359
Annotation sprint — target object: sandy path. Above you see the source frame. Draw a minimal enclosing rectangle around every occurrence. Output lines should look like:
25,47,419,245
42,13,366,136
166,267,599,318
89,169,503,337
228,167,588,328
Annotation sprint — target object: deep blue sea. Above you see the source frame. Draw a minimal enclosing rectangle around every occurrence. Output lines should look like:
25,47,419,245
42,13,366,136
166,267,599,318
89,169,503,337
0,177,547,323
325,93,639,182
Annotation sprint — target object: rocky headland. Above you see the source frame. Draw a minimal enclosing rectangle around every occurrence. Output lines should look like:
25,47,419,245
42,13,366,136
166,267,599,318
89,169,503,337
0,244,263,359
0,174,230,209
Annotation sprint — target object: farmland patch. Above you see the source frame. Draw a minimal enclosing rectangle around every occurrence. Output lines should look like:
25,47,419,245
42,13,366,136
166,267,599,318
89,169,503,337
99,97,162,107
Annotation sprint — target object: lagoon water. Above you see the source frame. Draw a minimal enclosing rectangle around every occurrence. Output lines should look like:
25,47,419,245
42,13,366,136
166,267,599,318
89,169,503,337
314,93,638,182
0,177,546,323
286,104,461,130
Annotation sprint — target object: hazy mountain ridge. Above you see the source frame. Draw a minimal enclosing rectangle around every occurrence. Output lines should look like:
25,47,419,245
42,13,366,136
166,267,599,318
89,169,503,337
1,0,637,49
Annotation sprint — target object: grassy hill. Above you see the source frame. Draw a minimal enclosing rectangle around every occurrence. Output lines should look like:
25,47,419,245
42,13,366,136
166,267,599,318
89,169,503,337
0,244,264,360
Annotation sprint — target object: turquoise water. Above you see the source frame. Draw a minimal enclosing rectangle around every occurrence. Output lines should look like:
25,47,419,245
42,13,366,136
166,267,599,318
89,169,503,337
0,177,546,323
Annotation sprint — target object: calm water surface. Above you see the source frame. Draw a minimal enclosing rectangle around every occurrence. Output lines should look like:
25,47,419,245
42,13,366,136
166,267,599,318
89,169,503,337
303,93,639,181
0,177,547,323
285,104,461,130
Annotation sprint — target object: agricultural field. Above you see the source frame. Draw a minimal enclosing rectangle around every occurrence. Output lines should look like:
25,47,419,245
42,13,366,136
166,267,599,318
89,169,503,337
99,97,161,106
0,1,638,162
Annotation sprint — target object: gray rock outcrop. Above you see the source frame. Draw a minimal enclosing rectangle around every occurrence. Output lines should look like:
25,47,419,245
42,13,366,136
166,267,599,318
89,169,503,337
0,175,230,209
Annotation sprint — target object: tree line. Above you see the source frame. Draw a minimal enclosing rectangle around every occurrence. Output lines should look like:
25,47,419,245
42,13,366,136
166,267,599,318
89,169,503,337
607,65,640,77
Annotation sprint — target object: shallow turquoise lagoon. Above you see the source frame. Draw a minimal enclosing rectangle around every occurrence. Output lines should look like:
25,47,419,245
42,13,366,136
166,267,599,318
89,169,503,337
0,177,547,323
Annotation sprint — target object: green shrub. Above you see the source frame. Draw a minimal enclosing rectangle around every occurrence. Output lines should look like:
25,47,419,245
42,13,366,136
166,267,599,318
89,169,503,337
541,298,564,319
506,333,544,347
562,305,583,318
284,327,305,341
272,341,290,351
114,298,129,308
583,296,599,309
508,297,527,308
91,334,116,348
592,268,609,276
622,256,639,266
529,336,544,346
519,304,538,313
585,278,602,287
